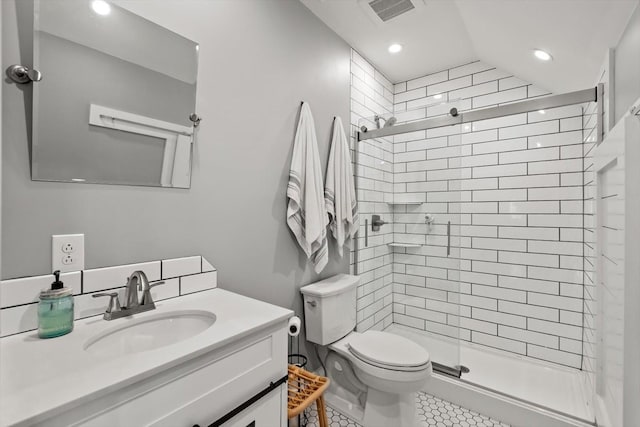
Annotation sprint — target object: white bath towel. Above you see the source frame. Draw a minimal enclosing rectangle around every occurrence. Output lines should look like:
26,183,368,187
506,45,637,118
325,116,359,257
287,102,329,273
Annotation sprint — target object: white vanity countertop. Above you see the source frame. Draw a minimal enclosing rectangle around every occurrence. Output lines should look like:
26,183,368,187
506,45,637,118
0,288,293,426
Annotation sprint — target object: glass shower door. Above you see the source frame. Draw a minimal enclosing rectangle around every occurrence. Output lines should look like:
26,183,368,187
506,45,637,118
355,100,464,376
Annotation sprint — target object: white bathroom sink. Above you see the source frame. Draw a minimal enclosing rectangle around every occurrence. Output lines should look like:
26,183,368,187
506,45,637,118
84,310,216,358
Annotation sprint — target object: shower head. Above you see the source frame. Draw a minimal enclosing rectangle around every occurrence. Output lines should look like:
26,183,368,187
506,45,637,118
384,116,397,127
374,115,397,129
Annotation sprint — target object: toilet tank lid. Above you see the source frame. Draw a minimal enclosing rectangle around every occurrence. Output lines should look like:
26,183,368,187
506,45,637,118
300,274,360,297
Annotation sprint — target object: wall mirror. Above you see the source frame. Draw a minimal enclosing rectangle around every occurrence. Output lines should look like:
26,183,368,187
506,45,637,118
31,0,199,188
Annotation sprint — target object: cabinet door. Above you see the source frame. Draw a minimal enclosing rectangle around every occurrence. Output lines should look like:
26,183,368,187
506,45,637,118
220,384,286,427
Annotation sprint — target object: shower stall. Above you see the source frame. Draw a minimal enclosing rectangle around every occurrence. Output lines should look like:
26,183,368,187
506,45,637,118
352,82,603,424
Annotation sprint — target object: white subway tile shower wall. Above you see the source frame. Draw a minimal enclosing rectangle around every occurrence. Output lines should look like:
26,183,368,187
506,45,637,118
350,50,394,332
390,61,586,368
0,256,217,337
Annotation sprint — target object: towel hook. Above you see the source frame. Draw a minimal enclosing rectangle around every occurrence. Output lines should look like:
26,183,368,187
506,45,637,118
189,113,202,127
6,64,42,84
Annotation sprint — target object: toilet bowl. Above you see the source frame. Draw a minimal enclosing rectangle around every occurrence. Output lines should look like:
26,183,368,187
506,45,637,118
330,330,431,427
300,274,432,427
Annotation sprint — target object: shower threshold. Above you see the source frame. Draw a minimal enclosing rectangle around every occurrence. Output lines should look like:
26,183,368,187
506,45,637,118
385,323,594,425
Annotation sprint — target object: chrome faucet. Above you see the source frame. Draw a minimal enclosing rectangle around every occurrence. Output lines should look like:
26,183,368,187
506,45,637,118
92,270,164,320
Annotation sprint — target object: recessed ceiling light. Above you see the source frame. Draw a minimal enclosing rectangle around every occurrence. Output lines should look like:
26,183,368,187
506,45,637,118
538,109,546,114
91,0,111,16
433,94,443,100
533,49,552,61
388,43,403,54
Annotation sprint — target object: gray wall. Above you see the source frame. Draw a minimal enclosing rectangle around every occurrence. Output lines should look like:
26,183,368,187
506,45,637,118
2,0,351,318
615,1,640,124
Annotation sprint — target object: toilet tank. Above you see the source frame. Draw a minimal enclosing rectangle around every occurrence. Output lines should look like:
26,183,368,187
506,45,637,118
300,274,360,345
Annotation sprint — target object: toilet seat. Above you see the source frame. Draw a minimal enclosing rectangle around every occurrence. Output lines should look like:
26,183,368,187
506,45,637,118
347,331,430,372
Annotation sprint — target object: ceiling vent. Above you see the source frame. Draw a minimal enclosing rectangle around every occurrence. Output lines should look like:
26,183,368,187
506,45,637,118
368,0,415,22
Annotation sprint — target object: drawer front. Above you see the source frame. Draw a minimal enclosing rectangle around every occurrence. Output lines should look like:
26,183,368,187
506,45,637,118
50,326,287,427
219,383,285,427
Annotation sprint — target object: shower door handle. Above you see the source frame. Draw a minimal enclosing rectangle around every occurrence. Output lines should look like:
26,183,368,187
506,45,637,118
447,221,451,256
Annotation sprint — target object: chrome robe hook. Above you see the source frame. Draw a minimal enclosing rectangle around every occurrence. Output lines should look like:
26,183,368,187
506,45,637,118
6,64,42,84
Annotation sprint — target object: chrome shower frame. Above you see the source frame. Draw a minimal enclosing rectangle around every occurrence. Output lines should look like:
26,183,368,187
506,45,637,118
358,86,602,142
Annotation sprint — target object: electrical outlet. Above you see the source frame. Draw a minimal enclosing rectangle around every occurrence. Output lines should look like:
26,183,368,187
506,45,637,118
52,234,84,272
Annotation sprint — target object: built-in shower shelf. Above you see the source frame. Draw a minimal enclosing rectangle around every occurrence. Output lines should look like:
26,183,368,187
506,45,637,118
387,201,424,205
388,243,422,248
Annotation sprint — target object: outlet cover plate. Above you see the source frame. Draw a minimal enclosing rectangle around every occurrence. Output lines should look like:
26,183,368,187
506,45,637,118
52,234,85,272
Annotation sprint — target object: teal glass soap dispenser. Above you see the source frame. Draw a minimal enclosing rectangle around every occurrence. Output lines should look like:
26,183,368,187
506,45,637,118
38,270,74,338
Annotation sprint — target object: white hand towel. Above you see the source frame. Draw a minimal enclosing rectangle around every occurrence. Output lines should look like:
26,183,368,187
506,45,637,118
287,102,329,273
325,116,359,257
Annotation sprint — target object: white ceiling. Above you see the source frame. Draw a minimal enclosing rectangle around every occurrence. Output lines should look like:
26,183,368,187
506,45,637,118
300,0,638,93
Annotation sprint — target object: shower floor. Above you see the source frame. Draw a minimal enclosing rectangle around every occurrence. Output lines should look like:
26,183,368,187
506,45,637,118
385,323,594,423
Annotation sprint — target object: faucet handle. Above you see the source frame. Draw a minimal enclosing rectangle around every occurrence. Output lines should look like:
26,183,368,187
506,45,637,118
141,281,165,306
148,280,165,289
92,292,122,314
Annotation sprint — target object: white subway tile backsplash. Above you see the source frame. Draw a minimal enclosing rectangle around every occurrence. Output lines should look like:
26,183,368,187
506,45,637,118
0,254,216,336
84,261,161,293
162,256,202,279
0,304,39,337
202,257,216,273
1,272,82,308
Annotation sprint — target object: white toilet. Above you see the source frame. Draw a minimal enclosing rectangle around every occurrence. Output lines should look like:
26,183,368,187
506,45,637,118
301,274,432,427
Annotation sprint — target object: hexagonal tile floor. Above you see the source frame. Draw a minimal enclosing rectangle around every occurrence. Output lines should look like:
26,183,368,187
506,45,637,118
304,392,510,427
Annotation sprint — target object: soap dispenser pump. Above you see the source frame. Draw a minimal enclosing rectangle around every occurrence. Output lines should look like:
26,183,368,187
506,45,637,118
38,270,74,338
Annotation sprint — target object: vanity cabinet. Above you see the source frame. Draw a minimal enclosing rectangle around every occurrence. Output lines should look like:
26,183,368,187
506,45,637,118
39,324,288,427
